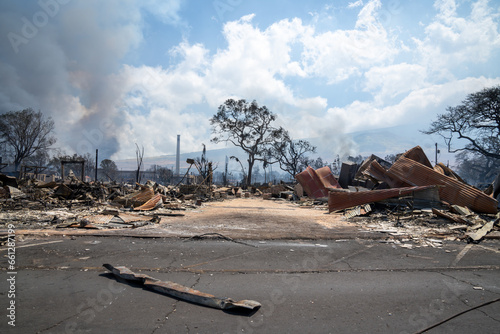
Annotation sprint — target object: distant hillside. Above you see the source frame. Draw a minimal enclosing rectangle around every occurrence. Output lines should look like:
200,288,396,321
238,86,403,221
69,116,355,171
115,146,245,173
115,125,456,172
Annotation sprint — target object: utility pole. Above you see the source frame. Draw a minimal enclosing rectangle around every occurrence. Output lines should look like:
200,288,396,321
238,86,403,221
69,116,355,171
95,149,98,181
435,143,440,166
224,156,228,186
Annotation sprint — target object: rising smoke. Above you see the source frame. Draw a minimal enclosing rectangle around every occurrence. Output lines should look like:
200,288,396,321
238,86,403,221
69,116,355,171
0,0,182,160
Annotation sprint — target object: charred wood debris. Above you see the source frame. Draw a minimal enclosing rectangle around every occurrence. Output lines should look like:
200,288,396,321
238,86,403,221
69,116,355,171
1,146,499,245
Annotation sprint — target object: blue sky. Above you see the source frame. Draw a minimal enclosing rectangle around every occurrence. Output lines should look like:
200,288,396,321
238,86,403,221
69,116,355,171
1,0,500,163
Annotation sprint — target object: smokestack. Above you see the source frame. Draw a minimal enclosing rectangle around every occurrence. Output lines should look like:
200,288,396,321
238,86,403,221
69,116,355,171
176,135,180,176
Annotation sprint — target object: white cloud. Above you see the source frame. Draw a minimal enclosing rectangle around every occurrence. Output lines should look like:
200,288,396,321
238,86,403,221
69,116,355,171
321,76,500,135
204,16,308,107
364,63,428,103
106,0,500,159
415,0,500,78
300,0,399,84
348,1,364,9
143,0,185,25
2,0,500,162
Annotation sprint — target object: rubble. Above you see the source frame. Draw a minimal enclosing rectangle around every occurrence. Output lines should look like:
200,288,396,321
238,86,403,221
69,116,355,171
328,185,437,212
1,144,498,244
0,173,241,231
295,166,341,199
294,145,499,244
385,155,497,214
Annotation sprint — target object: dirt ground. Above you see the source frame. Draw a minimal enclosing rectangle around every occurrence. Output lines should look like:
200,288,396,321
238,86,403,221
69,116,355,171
151,197,359,239
2,196,478,243
2,197,368,240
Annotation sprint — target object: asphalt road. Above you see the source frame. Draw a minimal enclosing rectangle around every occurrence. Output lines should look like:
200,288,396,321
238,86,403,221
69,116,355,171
1,236,499,333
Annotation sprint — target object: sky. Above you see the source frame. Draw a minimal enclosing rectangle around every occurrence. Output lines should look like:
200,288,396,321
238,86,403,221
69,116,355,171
1,0,500,164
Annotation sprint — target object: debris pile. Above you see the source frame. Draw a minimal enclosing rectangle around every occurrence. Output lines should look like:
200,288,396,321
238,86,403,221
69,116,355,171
0,175,240,230
295,146,499,243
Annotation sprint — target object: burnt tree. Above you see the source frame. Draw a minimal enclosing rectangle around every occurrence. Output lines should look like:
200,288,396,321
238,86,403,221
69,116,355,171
0,108,56,171
424,86,500,183
269,135,316,180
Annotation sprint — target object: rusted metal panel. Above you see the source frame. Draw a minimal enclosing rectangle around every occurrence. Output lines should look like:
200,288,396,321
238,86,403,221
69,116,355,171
315,166,341,190
434,162,465,183
355,154,392,180
126,187,155,206
118,213,151,223
103,264,261,311
402,146,433,168
363,160,409,188
134,193,163,211
328,185,436,212
81,215,114,225
387,156,498,214
295,166,329,198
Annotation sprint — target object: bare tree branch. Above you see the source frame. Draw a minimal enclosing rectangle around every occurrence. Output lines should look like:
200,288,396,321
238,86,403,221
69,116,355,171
423,86,500,160
0,108,56,171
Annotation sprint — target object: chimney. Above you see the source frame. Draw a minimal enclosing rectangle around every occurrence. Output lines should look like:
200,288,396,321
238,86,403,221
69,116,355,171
176,135,180,176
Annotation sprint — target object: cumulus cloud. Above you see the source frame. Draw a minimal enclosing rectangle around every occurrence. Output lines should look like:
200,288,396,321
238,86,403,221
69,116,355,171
326,76,500,134
414,0,500,78
1,0,499,163
364,63,428,103
348,1,364,9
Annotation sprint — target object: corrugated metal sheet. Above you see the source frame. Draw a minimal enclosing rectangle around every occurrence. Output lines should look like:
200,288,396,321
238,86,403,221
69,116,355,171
118,213,151,223
328,186,436,212
316,166,342,190
134,193,163,211
295,166,329,199
387,156,498,214
127,187,154,205
81,214,114,225
363,160,409,188
355,155,392,180
295,166,341,199
402,146,433,168
434,162,465,183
